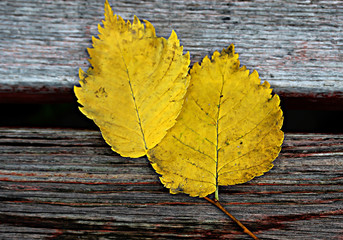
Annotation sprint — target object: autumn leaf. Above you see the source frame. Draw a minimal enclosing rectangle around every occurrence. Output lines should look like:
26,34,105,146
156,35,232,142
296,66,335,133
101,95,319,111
74,0,190,158
148,45,284,198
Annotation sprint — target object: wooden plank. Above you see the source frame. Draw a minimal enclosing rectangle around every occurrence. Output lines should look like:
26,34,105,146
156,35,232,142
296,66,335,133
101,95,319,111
0,0,343,106
0,128,342,239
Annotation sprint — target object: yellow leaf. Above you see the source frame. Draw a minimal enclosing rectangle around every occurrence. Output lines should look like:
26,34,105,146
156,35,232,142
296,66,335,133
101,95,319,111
148,45,284,198
74,0,190,157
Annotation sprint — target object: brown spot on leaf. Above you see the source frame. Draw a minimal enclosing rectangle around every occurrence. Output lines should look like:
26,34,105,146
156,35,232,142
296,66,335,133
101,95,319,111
95,87,108,98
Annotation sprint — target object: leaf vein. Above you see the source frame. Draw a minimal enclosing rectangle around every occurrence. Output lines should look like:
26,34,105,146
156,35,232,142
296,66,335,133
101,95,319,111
138,43,178,109
219,107,275,145
218,83,255,121
113,31,147,150
217,123,278,174
162,169,216,186
190,96,216,122
218,161,273,177
219,96,274,136
172,136,216,163
183,124,216,147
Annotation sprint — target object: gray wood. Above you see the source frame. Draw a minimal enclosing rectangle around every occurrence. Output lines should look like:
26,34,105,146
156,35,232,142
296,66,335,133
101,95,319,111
0,0,342,98
0,128,342,239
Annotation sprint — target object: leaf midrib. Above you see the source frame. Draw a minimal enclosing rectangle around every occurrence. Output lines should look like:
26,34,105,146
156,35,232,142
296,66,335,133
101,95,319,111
114,32,148,151
215,75,225,192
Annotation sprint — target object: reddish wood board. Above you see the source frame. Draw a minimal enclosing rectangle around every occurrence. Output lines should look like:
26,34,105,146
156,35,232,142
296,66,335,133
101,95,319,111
0,128,342,239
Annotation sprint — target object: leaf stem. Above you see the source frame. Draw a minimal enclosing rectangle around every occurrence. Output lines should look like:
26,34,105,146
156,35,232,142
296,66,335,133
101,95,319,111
203,196,259,240
215,187,219,201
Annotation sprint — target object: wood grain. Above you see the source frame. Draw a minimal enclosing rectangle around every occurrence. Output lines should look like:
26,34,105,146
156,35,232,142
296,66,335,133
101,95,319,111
0,0,343,105
0,128,342,239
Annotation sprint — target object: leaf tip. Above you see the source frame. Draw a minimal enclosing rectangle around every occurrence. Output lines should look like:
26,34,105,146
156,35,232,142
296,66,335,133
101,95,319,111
104,0,114,22
251,69,259,77
104,0,110,8
221,44,239,62
78,68,87,83
211,50,221,60
227,44,235,55
97,23,104,34
168,30,179,42
143,19,156,37
117,14,125,25
73,85,81,97
184,51,191,61
91,35,98,45
262,80,271,89
133,15,139,24
202,55,211,64
249,69,261,84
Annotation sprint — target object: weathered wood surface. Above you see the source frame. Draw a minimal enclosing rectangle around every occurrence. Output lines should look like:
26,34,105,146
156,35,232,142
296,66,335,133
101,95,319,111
0,128,342,239
0,0,343,106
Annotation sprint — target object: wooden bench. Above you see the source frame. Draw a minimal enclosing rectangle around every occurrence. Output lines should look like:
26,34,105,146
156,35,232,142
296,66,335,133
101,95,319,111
1,1,342,239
